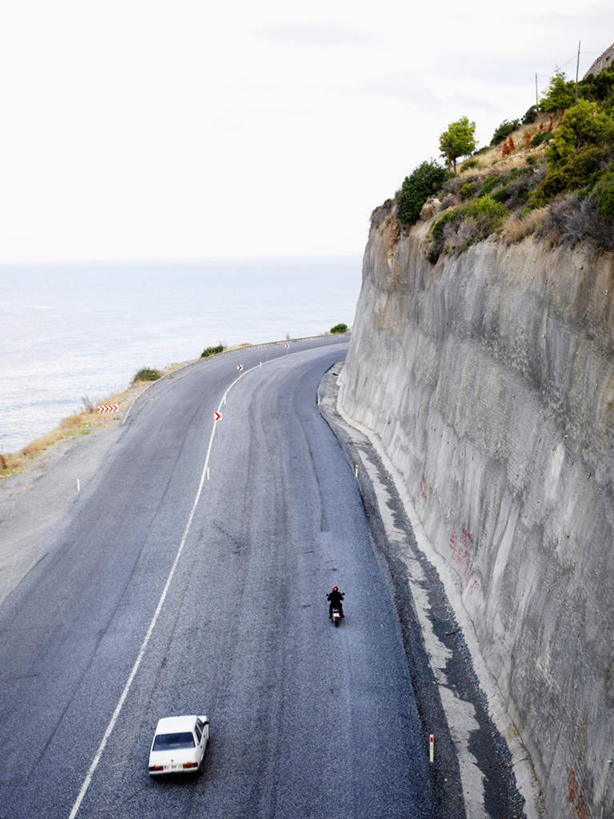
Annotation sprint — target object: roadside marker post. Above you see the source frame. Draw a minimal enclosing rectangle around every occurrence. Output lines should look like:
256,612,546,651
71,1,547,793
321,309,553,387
429,735,434,763
354,464,359,479
77,479,80,494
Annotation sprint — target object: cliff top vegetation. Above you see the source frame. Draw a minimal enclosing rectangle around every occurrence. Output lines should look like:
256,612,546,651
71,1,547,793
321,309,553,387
381,57,614,264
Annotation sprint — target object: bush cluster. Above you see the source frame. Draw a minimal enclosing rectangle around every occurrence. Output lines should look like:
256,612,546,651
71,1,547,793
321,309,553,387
522,105,539,124
490,118,520,145
541,193,614,251
397,160,448,224
530,131,553,148
330,323,348,334
428,196,507,263
133,368,161,382
201,344,224,358
531,99,614,210
540,70,575,112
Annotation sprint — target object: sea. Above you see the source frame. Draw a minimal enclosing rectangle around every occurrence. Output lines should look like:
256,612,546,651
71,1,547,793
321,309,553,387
0,256,362,454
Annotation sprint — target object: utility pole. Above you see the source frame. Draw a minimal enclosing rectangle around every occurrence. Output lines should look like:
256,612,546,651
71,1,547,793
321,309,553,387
575,40,581,102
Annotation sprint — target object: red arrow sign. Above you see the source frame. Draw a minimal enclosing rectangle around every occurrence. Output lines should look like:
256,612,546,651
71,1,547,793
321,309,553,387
97,404,118,414
214,411,222,421
237,364,243,371
284,343,289,349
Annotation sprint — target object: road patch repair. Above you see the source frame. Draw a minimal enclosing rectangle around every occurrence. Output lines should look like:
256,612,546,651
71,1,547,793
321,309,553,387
318,361,539,819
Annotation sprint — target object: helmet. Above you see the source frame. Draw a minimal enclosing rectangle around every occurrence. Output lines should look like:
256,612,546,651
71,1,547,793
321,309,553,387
332,585,338,591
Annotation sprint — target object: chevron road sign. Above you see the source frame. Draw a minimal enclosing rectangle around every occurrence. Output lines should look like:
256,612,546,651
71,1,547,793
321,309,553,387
237,364,243,371
97,404,119,414
214,411,222,421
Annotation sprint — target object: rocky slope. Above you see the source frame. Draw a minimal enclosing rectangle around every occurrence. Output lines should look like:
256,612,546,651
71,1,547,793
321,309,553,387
339,205,614,818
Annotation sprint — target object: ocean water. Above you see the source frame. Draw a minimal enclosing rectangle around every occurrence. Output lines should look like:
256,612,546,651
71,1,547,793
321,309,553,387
0,257,361,453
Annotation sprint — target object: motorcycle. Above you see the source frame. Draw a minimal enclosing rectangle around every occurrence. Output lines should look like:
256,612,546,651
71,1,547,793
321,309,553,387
331,607,342,627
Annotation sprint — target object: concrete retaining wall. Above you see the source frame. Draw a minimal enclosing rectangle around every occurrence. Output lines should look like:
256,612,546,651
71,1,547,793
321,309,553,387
339,208,614,818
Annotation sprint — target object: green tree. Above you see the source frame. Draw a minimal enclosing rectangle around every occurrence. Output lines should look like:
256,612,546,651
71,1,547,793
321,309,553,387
398,160,447,224
540,70,575,112
439,117,477,173
549,99,613,162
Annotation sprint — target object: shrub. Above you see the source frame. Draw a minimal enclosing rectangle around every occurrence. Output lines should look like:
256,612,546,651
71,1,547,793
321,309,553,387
541,70,575,112
459,182,475,199
490,118,520,145
541,193,614,251
478,174,504,197
526,155,537,165
549,100,613,162
330,323,348,334
201,344,224,358
579,69,614,105
533,145,610,205
530,131,553,148
397,160,448,224
427,195,506,263
594,166,614,219
464,195,507,230
492,187,510,203
522,105,539,124
133,368,161,382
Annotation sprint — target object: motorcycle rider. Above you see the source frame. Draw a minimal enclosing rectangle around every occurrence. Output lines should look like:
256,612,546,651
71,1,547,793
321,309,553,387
327,585,345,619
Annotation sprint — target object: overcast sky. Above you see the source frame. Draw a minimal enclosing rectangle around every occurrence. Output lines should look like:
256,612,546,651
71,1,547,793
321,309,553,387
0,1,611,262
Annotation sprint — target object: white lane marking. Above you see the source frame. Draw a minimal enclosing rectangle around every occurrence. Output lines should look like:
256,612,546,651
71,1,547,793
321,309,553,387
68,358,278,818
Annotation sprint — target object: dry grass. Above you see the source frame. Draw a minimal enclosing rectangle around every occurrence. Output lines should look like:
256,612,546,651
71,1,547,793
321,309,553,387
501,207,548,243
457,112,558,178
0,358,198,480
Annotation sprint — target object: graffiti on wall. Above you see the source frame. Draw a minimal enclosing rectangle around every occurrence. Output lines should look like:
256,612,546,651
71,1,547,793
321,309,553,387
449,526,481,595
567,767,589,819
418,473,433,503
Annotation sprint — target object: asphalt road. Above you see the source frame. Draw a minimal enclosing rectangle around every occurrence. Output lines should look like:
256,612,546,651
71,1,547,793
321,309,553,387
0,338,433,818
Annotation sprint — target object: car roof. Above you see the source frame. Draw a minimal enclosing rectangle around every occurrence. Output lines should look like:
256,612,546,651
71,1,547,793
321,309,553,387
155,715,198,733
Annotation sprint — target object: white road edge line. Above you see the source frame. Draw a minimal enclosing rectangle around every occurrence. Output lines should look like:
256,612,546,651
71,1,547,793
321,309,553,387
68,357,278,819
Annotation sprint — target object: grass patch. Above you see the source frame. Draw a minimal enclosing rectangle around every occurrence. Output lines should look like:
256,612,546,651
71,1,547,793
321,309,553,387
201,344,224,358
132,368,161,382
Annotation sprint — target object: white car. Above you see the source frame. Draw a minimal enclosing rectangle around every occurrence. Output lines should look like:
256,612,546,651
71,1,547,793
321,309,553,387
148,714,210,776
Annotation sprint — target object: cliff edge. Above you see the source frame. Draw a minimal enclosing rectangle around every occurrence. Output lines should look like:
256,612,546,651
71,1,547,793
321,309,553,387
339,207,614,817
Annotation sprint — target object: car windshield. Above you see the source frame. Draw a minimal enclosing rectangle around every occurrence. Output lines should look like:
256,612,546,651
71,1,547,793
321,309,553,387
153,731,195,750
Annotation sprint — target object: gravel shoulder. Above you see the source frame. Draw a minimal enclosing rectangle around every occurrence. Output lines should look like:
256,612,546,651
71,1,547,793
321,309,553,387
0,423,124,607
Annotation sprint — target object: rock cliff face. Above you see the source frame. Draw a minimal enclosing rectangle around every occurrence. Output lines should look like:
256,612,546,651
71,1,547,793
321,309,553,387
339,207,614,818
584,43,614,79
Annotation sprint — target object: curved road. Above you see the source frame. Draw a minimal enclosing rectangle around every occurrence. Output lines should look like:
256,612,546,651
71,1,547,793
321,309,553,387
0,339,433,818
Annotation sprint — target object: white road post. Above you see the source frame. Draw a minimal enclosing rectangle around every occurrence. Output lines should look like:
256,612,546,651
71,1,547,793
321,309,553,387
429,734,434,763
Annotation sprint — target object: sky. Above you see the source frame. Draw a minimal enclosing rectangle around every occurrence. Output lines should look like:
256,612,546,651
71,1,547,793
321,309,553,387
0,0,611,263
